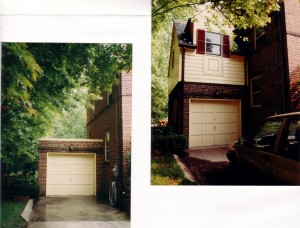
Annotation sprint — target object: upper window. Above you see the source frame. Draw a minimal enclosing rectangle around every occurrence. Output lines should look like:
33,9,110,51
105,131,110,162
206,32,221,55
196,29,230,58
251,76,262,107
254,27,266,50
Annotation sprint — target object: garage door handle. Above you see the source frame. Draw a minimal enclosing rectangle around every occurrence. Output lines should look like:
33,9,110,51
262,154,271,161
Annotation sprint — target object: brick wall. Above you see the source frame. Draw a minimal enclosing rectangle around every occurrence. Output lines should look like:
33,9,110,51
38,139,102,196
285,0,300,111
245,10,287,133
86,71,132,197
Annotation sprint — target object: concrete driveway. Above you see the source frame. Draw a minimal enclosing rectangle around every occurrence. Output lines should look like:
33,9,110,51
28,196,130,228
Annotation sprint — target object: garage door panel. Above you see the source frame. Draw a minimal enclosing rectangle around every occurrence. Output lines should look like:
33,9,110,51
190,135,203,147
47,153,95,196
203,135,215,146
215,124,226,134
203,114,214,123
190,123,202,135
227,113,238,122
227,123,238,133
215,134,226,145
190,113,202,123
203,103,214,112
215,104,226,112
203,124,214,134
215,113,226,123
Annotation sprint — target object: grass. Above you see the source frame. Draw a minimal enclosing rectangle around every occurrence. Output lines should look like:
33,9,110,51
151,155,195,185
0,200,28,228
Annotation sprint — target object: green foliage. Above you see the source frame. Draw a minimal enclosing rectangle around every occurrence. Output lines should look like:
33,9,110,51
152,127,187,155
45,100,87,139
0,200,28,228
151,156,187,185
1,43,132,176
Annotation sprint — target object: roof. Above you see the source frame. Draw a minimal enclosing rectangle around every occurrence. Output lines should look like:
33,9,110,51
174,19,197,49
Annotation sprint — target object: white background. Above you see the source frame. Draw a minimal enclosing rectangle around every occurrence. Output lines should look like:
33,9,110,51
1,0,300,227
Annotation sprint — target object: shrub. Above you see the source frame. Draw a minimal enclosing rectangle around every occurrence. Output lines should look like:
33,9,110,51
152,127,187,155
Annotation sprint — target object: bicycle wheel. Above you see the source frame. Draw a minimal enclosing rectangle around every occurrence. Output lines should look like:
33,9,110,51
109,181,117,206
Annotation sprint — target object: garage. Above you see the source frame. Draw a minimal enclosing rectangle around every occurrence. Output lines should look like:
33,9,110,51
189,99,241,148
46,153,96,196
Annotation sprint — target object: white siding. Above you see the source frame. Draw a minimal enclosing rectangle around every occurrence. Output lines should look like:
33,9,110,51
184,52,245,85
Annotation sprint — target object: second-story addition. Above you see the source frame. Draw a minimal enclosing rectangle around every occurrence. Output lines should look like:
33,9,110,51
168,8,246,148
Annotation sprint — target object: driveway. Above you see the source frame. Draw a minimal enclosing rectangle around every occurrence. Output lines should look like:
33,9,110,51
28,196,130,228
180,146,283,185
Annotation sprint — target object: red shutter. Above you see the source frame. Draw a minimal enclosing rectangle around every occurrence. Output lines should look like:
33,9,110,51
196,29,205,54
222,35,230,58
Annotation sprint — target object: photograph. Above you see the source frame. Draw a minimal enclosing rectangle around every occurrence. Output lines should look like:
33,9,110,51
1,42,132,227
151,0,300,186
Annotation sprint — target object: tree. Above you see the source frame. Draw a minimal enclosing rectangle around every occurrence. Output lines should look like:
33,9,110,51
1,43,132,175
151,0,280,122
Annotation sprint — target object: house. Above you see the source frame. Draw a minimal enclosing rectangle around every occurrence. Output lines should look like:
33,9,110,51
242,0,300,134
38,70,132,198
168,0,300,148
168,6,246,148
86,70,132,197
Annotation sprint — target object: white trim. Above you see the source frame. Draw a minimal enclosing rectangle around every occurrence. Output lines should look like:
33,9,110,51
40,138,103,142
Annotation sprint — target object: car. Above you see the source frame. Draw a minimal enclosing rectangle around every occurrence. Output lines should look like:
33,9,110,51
227,112,300,185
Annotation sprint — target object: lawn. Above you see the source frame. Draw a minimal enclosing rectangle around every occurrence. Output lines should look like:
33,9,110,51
1,200,28,228
151,155,195,185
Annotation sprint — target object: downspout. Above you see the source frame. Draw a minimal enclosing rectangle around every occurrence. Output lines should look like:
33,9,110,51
181,47,186,135
117,73,124,193
279,2,289,113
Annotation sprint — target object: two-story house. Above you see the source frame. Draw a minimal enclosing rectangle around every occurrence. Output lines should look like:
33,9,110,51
168,7,246,148
168,0,300,148
86,70,132,197
243,0,300,134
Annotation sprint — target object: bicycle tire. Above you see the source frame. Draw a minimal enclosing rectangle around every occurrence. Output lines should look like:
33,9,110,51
109,181,117,207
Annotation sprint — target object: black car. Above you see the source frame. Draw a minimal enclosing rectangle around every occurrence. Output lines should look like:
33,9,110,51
227,112,300,185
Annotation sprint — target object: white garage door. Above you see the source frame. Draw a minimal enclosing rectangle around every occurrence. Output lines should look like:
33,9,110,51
189,99,241,148
47,153,95,196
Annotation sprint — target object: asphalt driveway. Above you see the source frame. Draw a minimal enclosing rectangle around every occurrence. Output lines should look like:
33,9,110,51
28,196,130,228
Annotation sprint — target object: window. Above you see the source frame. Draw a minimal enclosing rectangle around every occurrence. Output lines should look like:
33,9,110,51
206,32,221,55
278,118,300,161
105,132,110,162
196,29,230,57
251,76,262,107
254,27,266,50
250,119,283,153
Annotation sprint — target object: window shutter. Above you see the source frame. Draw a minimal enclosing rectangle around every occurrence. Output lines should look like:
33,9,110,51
196,29,205,54
222,35,230,58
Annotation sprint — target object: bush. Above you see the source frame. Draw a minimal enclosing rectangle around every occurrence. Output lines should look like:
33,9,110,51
3,174,41,199
152,127,187,155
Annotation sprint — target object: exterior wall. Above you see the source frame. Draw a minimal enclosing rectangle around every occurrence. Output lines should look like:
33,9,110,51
245,1,300,134
38,139,102,196
184,53,245,85
285,0,300,111
86,71,132,196
168,26,181,94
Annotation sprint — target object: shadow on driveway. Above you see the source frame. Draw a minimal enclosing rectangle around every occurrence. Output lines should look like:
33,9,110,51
28,196,130,228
